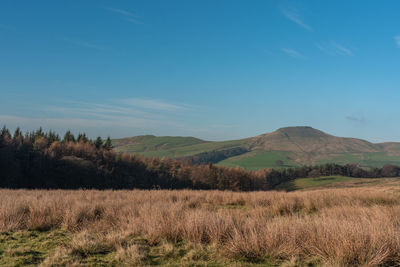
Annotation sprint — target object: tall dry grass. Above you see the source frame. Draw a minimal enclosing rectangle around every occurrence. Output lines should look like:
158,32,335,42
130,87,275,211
1,186,400,265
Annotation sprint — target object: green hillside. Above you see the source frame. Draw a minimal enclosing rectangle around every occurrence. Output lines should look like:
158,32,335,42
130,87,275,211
113,135,206,152
313,152,400,168
114,136,250,158
113,127,400,169
216,150,300,170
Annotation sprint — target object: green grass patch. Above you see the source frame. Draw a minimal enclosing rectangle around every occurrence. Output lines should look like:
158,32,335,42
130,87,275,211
217,150,300,170
0,230,71,267
316,152,400,168
114,135,206,153
276,176,356,191
116,138,250,159
0,230,280,266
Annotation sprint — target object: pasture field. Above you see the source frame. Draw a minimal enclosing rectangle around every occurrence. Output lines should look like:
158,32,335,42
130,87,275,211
276,176,400,191
114,137,248,159
2,180,400,266
275,175,359,191
216,150,299,170
315,152,400,168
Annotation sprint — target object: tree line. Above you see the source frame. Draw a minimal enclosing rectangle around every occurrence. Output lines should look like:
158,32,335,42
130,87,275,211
1,126,400,191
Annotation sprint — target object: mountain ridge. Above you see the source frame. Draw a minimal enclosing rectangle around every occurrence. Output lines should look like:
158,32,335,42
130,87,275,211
113,126,400,169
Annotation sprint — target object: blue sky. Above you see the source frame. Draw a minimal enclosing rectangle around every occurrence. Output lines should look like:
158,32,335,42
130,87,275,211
1,0,400,142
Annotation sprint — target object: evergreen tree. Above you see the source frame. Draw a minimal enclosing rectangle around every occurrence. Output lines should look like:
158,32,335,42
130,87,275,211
77,133,88,143
34,127,44,141
103,136,113,150
94,136,103,149
13,127,22,139
0,125,11,139
12,127,23,145
47,130,60,144
63,130,75,143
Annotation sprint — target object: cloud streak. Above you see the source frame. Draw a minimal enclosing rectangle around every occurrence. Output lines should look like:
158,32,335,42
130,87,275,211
281,48,306,59
121,98,187,111
105,6,143,24
62,37,106,50
281,8,312,31
317,42,353,56
46,98,189,121
104,7,139,17
0,97,194,138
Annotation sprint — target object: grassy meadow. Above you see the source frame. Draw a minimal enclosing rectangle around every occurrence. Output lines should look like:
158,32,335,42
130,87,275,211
113,136,248,159
3,179,400,266
275,176,358,191
216,150,300,170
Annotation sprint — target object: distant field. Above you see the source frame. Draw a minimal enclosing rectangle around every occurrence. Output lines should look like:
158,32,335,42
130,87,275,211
113,135,206,153
3,183,400,266
276,176,398,191
115,137,249,159
276,176,358,191
217,150,300,170
315,152,400,168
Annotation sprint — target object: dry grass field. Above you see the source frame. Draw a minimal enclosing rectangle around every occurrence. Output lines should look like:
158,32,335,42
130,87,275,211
2,179,400,266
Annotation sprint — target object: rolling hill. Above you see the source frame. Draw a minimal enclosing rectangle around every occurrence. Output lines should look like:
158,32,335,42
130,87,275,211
113,126,400,170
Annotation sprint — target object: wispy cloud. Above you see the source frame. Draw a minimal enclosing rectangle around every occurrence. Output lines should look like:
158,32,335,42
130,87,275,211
0,97,238,140
317,42,353,56
45,98,193,122
104,7,138,17
0,114,166,138
331,42,353,56
346,116,365,123
105,6,143,24
122,98,188,111
47,101,157,120
0,98,192,137
281,7,312,31
62,37,106,50
395,36,400,47
281,48,306,59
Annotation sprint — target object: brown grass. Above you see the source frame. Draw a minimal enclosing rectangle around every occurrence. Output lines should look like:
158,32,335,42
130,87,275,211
2,186,400,265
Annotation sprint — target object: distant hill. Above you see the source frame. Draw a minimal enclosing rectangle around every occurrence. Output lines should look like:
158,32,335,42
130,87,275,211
113,127,400,170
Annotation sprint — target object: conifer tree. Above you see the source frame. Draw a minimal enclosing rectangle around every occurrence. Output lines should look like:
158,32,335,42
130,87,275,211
0,125,11,140
63,130,75,143
77,133,88,143
94,136,103,149
103,136,113,150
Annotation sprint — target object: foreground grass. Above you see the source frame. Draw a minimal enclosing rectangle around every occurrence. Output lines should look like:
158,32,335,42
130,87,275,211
2,183,400,266
0,230,275,266
0,230,70,266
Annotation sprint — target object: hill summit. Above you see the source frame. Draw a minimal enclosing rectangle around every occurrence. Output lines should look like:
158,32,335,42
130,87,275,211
250,126,378,154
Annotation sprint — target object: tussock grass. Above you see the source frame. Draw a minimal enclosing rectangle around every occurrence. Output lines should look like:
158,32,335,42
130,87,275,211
2,186,400,265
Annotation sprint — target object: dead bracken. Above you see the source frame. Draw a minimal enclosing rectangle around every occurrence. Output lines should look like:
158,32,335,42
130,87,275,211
1,186,400,266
